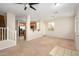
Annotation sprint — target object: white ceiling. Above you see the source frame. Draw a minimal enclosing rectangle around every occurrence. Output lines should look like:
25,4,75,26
0,3,78,21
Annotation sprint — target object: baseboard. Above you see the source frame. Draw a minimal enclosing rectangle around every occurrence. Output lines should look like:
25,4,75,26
45,35,74,40
0,40,16,50
26,35,74,41
26,35,45,41
76,47,79,51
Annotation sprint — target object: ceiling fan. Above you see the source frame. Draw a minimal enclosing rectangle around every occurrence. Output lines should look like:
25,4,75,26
17,3,39,11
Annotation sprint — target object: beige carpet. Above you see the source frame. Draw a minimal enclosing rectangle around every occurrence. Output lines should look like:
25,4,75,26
49,46,79,56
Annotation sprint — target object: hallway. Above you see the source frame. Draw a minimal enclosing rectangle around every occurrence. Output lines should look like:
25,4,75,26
0,36,76,56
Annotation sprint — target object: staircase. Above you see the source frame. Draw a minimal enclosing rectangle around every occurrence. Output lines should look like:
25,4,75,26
0,15,6,41
0,14,16,50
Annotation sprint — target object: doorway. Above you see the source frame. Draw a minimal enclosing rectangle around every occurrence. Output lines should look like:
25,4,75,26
16,21,26,41
19,25,26,40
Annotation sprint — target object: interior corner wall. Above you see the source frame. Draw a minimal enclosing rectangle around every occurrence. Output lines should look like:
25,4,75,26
27,21,45,41
45,17,75,40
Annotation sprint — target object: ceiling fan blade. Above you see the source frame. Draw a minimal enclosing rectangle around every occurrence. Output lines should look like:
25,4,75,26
30,5,36,10
24,7,27,10
16,3,27,5
29,3,39,5
16,3,23,4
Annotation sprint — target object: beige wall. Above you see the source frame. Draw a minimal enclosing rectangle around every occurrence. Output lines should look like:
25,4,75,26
26,15,75,41
29,21,45,41
7,12,16,40
26,15,45,41
75,6,79,51
27,21,45,41
45,16,75,40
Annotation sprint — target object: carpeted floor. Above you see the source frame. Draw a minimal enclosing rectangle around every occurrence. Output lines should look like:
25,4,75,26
0,36,77,56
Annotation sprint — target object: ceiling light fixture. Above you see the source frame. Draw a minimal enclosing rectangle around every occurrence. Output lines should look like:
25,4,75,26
25,4,29,7
54,3,61,7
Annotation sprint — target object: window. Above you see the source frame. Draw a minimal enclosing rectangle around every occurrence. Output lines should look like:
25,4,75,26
48,22,55,31
37,22,40,31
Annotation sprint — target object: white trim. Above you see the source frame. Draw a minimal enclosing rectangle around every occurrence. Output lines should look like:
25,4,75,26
0,40,16,50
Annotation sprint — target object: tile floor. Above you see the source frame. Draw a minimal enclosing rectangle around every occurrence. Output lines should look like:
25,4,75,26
49,46,79,56
0,36,77,56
